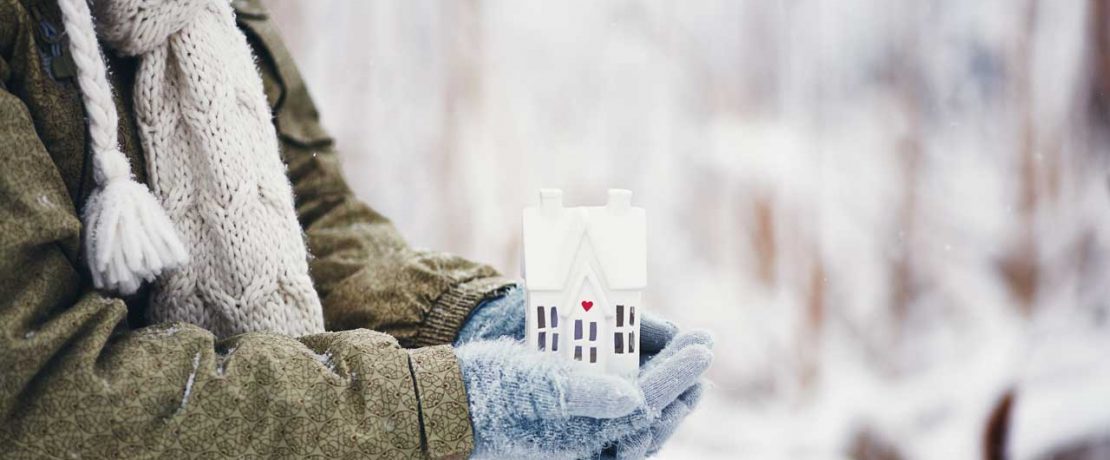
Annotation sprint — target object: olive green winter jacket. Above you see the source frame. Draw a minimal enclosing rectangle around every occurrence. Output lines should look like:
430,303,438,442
0,0,511,457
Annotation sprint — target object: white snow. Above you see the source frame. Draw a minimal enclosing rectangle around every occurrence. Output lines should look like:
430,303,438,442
1009,320,1110,460
147,325,182,338
313,349,337,373
267,1,1109,457
179,352,201,412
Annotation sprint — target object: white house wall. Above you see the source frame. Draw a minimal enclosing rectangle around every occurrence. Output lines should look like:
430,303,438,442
526,288,641,377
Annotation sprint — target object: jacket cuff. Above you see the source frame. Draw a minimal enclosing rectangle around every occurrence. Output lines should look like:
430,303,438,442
410,276,515,348
409,345,474,459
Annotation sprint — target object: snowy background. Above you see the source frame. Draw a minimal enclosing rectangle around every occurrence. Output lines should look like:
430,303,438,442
266,1,1110,458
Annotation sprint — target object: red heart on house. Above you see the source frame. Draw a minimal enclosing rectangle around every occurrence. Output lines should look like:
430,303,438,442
581,300,593,311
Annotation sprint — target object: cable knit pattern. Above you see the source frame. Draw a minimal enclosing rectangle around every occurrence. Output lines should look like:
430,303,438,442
63,0,325,337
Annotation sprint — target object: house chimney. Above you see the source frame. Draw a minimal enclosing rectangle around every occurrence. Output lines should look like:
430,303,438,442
607,189,632,213
540,188,564,214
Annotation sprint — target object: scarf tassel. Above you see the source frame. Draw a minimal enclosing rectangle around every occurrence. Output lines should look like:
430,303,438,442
83,175,188,294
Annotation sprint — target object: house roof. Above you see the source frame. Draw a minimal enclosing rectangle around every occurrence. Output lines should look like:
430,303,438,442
522,189,646,290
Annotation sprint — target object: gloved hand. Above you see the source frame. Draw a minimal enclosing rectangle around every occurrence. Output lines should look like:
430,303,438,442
455,285,529,343
601,331,713,459
455,331,712,459
596,383,705,459
457,286,707,457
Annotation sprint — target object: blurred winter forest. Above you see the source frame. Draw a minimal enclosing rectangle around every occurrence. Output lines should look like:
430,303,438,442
267,1,1110,458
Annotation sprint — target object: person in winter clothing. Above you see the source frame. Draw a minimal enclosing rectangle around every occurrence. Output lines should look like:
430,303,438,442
0,0,713,458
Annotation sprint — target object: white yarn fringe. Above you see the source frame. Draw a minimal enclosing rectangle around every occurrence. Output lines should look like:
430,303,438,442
83,178,188,294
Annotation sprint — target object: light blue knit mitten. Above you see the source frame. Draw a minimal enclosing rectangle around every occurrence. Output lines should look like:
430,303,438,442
455,331,712,459
457,286,705,458
602,331,714,459
456,285,529,343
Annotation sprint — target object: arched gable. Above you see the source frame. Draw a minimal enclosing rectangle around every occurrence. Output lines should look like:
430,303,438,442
560,240,616,320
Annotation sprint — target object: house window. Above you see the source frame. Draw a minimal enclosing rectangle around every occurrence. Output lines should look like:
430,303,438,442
572,317,598,365
536,306,558,352
613,304,636,355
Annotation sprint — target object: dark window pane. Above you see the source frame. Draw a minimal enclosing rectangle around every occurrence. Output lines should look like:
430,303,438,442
590,347,597,363
574,346,582,361
538,332,546,351
551,307,558,327
552,333,559,351
615,333,624,353
537,306,545,329
629,332,635,353
630,307,635,325
589,322,597,341
575,320,583,339
616,305,624,327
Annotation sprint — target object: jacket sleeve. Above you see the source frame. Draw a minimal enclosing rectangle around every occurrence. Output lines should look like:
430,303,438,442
0,85,472,458
235,3,515,349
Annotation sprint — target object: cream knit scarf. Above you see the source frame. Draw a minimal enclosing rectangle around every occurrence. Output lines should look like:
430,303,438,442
59,0,325,338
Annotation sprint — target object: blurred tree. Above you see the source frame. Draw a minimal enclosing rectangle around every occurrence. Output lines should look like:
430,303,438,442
1091,0,1110,126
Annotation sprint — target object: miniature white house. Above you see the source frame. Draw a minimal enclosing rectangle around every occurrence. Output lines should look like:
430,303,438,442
522,189,646,377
